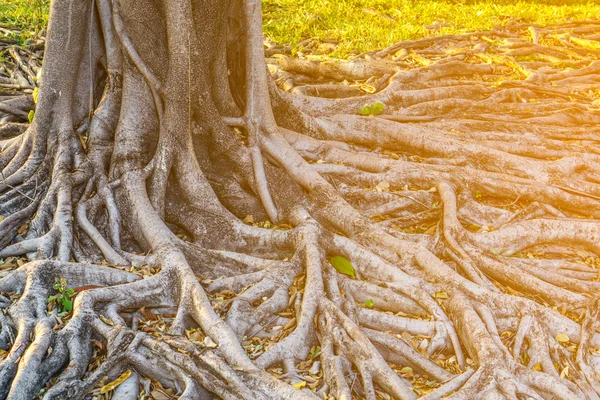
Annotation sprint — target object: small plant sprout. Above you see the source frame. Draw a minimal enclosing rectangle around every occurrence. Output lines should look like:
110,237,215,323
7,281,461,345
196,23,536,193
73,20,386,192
47,278,75,315
359,102,385,116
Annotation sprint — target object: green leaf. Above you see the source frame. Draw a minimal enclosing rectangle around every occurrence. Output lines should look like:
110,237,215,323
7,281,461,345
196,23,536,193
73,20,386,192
309,346,321,358
28,110,35,123
32,87,39,103
359,102,385,116
46,295,57,303
61,297,73,312
365,299,374,308
370,102,384,115
330,256,355,278
359,104,372,115
66,288,75,296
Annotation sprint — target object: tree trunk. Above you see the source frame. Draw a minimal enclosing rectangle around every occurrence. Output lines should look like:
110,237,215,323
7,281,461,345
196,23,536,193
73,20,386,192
2,0,600,399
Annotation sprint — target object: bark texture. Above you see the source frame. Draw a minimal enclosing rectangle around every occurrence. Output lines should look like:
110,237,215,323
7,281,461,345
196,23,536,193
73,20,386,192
2,1,600,399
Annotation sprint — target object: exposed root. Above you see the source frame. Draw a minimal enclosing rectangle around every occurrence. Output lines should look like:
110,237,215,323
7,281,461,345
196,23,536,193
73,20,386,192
3,1,600,399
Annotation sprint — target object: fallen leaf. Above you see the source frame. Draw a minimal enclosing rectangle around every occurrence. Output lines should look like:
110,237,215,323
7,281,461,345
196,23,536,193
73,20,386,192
140,307,159,321
555,333,570,343
284,318,297,331
17,224,28,235
360,84,376,93
150,390,172,400
203,336,218,348
330,256,356,278
309,361,321,375
292,381,306,389
100,370,131,394
99,315,114,326
375,181,390,192
91,339,105,352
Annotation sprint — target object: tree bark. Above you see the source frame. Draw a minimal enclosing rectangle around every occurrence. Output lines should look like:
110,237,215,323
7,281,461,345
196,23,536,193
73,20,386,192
2,0,600,399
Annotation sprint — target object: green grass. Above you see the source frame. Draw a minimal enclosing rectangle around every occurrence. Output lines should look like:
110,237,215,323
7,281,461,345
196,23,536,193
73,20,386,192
263,0,600,57
2,0,600,57
0,0,49,41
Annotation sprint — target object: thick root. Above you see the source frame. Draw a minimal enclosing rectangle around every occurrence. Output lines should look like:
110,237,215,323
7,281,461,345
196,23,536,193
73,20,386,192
4,1,600,399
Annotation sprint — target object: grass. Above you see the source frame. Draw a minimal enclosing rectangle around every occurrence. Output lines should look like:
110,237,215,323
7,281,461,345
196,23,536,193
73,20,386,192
1,0,600,56
0,0,49,41
263,0,600,57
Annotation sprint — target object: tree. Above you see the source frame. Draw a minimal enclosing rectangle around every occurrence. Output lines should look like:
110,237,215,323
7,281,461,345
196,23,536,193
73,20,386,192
2,0,600,398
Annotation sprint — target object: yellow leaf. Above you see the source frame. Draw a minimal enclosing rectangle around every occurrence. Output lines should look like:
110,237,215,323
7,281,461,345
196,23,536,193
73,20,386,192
555,333,570,343
375,181,390,192
100,370,132,394
434,291,448,299
284,318,297,331
532,363,542,371
360,84,377,94
560,365,569,379
293,381,306,389
243,215,254,224
424,225,437,235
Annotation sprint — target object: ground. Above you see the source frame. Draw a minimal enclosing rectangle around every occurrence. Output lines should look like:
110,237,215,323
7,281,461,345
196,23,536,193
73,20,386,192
4,0,600,55
3,1,600,400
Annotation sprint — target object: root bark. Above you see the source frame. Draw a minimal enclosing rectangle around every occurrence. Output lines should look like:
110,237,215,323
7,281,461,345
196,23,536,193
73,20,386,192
2,1,600,399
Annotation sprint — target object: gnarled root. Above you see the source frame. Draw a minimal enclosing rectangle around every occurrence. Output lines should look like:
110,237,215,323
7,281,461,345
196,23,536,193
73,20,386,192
4,0,600,398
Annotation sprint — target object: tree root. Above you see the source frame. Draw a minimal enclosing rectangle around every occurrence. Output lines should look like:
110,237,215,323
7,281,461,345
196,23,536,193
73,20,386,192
4,1,600,399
